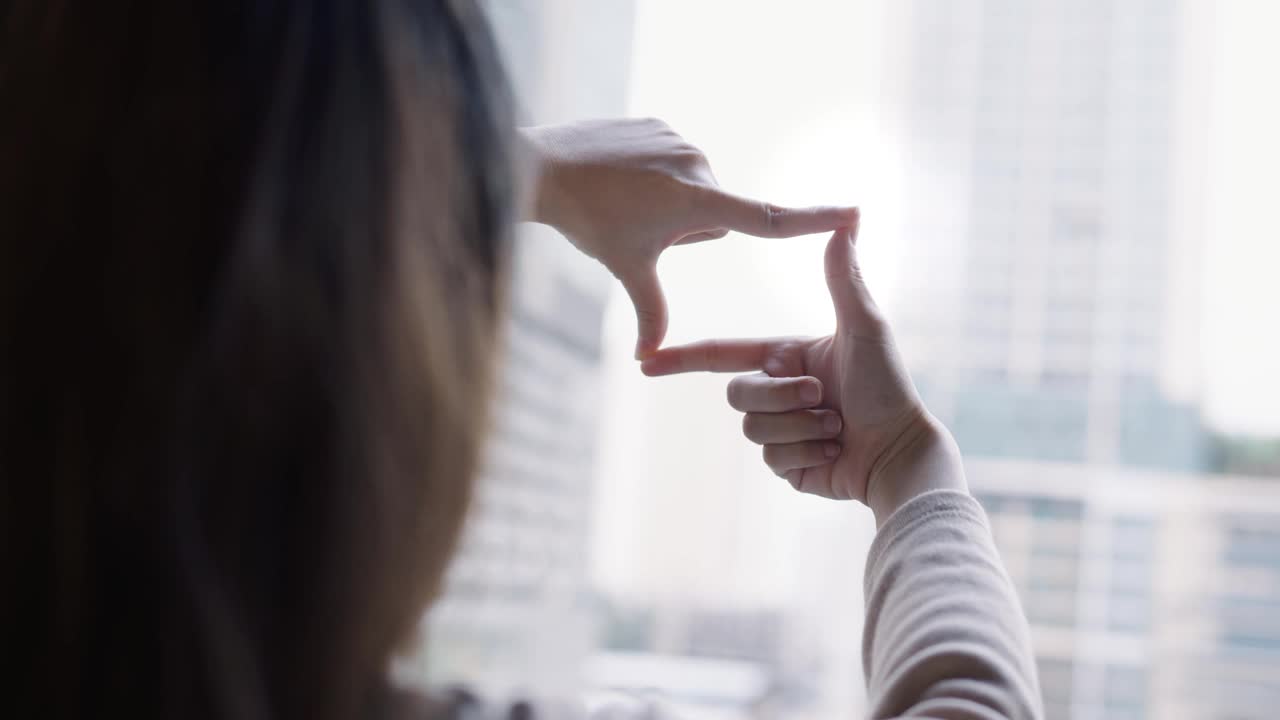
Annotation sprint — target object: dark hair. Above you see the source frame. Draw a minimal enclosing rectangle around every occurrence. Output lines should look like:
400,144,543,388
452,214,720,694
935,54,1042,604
0,2,514,719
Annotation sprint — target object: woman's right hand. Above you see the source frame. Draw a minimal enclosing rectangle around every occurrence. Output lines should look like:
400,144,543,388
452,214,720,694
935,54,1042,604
640,214,966,524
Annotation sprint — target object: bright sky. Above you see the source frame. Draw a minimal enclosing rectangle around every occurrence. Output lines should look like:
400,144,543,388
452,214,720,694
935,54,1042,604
1200,1,1280,434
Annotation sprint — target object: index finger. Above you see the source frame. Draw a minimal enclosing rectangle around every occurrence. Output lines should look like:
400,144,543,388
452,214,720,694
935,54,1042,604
703,190,858,239
640,339,779,376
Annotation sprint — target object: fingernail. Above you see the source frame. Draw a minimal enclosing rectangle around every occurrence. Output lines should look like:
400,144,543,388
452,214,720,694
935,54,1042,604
823,413,842,434
824,442,841,458
801,382,821,405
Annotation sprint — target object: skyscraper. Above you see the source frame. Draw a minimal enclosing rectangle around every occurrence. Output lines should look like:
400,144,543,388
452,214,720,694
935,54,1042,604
879,2,1237,718
883,0,1206,471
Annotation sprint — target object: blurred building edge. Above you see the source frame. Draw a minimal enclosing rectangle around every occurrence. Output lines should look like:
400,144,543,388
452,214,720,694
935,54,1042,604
393,0,637,701
588,599,822,720
1207,435,1280,478
971,458,1280,720
883,0,1215,473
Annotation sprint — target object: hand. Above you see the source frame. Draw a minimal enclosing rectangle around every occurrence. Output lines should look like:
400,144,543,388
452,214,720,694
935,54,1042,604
521,118,857,358
640,215,966,522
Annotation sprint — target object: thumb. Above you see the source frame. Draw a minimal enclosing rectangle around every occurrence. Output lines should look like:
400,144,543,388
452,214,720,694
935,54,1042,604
619,264,669,359
823,211,886,335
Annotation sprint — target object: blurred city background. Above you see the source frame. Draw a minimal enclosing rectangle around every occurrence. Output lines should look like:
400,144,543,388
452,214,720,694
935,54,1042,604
404,2,1280,719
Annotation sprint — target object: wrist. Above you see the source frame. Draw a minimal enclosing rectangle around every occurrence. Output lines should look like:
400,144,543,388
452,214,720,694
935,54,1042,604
865,413,967,528
517,125,569,229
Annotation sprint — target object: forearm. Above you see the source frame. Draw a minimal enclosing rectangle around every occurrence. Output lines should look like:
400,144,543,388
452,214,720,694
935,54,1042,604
862,490,1043,720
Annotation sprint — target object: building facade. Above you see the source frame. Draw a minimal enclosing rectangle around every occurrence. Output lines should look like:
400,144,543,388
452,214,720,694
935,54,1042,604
972,460,1280,720
878,2,1274,718
882,0,1207,471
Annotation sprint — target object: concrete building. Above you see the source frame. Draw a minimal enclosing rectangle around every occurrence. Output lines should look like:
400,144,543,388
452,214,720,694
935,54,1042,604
972,459,1280,720
881,0,1211,471
876,3,1277,718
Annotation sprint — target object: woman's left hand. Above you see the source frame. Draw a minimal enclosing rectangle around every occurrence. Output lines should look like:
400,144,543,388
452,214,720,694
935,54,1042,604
521,118,857,359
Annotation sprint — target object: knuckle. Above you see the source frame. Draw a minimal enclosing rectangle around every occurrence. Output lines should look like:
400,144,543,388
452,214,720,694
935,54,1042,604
762,202,784,234
726,379,746,410
676,145,707,165
791,380,810,404
634,308,661,325
692,179,724,202
817,411,839,435
772,379,803,407
763,353,790,377
703,339,721,369
864,307,890,334
633,308,662,334
741,414,766,443
762,444,782,468
778,339,806,356
634,306,660,322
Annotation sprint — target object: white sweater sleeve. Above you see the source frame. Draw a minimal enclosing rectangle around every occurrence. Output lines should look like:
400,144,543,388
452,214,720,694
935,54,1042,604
862,490,1044,720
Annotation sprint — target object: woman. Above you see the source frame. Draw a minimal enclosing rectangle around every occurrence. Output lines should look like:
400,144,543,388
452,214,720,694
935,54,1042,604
0,1,1041,719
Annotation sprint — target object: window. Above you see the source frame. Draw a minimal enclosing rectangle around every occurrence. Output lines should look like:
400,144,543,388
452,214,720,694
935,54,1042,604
421,2,1280,718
